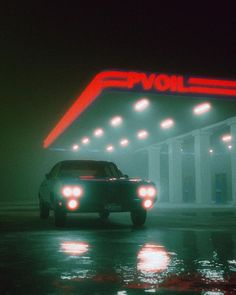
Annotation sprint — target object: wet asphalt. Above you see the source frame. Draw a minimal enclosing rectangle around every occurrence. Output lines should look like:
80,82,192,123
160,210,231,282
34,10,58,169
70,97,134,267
0,210,236,295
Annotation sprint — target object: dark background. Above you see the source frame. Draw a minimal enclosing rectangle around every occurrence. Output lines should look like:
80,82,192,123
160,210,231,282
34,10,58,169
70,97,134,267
1,1,236,202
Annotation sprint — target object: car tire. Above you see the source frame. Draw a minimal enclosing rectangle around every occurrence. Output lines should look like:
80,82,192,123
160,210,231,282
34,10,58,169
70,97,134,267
99,210,110,220
39,200,50,219
54,206,66,227
130,208,147,227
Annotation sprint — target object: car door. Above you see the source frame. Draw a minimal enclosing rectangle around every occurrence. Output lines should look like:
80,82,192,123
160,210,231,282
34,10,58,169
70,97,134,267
40,163,61,203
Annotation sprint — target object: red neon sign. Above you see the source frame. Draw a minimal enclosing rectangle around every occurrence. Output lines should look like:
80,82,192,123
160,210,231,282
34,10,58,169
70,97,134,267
43,70,236,148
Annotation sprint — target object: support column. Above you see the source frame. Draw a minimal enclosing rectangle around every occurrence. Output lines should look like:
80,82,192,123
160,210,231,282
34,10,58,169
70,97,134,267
148,146,162,200
228,117,236,204
167,138,183,203
193,130,212,204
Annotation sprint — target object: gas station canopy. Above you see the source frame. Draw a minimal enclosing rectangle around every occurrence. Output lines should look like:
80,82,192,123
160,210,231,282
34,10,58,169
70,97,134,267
43,70,236,153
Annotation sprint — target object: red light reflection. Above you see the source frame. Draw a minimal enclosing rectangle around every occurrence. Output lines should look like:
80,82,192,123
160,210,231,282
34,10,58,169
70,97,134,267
61,242,89,255
137,244,170,273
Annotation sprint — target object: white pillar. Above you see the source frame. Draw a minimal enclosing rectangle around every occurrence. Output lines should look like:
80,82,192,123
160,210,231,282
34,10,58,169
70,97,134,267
148,146,162,200
167,138,183,203
193,130,212,204
228,117,236,204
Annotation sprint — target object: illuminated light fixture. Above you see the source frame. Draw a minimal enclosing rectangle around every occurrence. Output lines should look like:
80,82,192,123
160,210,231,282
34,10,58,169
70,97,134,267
221,134,232,142
106,145,114,152
72,144,79,151
193,102,211,115
228,145,233,150
62,186,72,197
147,187,157,197
120,138,129,147
67,199,79,210
209,149,214,154
62,186,83,198
143,199,153,209
160,118,174,129
137,130,149,139
81,137,90,145
94,128,104,137
138,186,157,198
72,186,83,197
110,116,123,127
134,98,150,112
138,186,147,198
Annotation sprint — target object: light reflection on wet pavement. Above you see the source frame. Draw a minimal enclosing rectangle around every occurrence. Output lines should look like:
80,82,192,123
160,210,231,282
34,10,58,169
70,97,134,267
0,213,236,294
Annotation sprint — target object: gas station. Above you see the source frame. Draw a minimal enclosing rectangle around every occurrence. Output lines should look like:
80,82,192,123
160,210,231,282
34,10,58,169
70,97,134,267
43,70,236,206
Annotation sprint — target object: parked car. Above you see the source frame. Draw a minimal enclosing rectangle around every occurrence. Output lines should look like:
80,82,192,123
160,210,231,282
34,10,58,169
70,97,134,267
39,160,157,226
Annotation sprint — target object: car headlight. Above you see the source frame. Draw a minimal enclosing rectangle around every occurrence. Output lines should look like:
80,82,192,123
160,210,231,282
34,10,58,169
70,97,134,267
61,185,83,198
137,185,156,198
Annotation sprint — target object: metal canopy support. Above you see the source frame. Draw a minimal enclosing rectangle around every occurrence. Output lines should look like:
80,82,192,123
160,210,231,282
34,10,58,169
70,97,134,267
228,118,236,204
167,138,183,203
148,146,162,201
193,130,212,204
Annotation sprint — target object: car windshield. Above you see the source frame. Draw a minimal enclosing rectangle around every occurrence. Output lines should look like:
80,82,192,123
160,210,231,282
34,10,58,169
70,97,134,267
58,162,122,178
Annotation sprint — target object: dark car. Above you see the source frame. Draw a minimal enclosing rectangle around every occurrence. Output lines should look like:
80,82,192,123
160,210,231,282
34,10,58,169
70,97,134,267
39,160,157,227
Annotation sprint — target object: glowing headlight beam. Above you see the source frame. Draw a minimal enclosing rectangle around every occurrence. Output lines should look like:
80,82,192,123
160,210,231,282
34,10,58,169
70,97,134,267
62,186,83,198
67,199,79,210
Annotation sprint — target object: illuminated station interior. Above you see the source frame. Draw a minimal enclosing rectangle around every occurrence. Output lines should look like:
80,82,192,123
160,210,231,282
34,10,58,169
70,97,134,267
44,70,236,206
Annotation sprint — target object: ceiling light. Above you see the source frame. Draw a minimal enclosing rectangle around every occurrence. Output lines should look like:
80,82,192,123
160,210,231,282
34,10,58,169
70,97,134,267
134,98,150,112
94,128,104,137
193,102,211,115
110,116,123,127
81,137,90,145
137,130,149,139
160,118,174,129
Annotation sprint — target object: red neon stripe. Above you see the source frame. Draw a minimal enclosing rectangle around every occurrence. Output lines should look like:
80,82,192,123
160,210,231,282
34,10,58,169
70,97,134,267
189,78,236,88
43,77,102,148
189,86,236,96
43,71,130,148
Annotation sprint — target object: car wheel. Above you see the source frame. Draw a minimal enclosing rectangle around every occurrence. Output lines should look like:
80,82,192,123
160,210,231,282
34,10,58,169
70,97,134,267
54,206,66,227
99,210,110,220
39,200,50,219
130,208,147,226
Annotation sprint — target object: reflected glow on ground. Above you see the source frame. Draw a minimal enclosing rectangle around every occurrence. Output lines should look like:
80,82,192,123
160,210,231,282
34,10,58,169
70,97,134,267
137,244,170,273
53,234,236,293
60,241,89,255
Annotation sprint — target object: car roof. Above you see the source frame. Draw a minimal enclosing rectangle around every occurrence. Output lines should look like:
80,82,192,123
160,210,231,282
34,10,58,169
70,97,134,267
58,160,114,166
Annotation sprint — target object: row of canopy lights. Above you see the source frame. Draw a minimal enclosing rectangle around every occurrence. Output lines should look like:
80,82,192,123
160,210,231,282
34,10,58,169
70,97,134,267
209,134,233,153
71,99,232,153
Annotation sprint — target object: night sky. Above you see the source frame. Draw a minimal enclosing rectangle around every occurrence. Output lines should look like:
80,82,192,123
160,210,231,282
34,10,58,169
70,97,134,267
1,2,236,202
